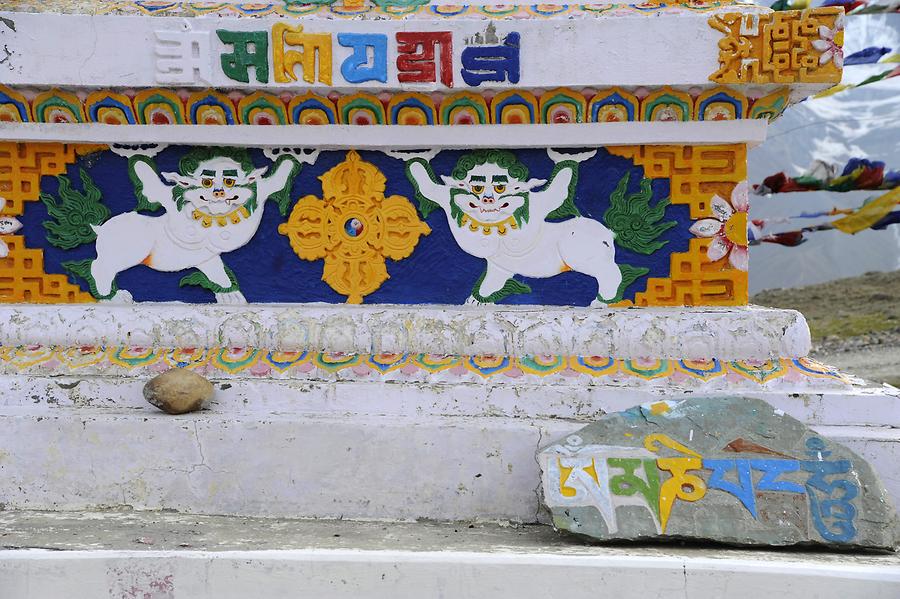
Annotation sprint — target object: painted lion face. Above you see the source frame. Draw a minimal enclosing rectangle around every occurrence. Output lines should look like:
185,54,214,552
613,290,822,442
443,163,541,224
163,157,265,215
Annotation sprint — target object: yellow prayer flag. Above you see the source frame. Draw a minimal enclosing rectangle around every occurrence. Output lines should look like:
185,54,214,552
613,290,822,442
832,188,900,234
829,166,865,190
814,84,850,99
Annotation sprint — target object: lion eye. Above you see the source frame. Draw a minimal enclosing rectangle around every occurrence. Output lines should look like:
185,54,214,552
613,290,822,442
223,178,236,188
470,184,484,194
201,178,213,188
493,184,506,194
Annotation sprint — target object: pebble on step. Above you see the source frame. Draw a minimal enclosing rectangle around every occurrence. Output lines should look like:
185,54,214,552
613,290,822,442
143,368,214,415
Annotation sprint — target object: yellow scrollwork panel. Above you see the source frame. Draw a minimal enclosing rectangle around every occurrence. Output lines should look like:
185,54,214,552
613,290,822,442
0,142,101,303
607,144,749,307
709,7,843,85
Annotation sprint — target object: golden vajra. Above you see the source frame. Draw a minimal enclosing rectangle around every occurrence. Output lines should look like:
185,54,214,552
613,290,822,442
279,150,431,303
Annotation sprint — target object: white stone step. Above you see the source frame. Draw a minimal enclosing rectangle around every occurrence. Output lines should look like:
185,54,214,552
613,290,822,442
3,373,898,427
1,512,897,599
2,382,898,521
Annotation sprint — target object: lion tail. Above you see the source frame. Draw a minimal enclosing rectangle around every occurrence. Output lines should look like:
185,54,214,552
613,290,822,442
40,168,110,250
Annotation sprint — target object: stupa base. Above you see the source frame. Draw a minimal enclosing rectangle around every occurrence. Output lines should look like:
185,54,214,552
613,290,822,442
1,512,898,599
1,371,897,522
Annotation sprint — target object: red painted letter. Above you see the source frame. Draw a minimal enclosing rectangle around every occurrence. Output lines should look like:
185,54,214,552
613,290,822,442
396,31,453,88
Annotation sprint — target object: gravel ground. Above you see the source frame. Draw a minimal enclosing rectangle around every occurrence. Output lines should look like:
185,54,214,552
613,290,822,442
754,272,900,386
812,329,900,386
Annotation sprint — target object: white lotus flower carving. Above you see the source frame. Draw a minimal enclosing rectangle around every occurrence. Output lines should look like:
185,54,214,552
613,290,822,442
689,181,751,272
0,196,22,258
811,15,845,68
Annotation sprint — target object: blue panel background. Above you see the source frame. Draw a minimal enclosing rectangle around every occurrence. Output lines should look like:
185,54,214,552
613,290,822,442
20,147,690,306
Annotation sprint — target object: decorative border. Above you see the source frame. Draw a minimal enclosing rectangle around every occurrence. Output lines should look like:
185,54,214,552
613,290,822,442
0,345,856,389
3,2,744,20
606,144,748,306
709,8,843,86
0,142,100,303
0,85,787,126
0,141,750,306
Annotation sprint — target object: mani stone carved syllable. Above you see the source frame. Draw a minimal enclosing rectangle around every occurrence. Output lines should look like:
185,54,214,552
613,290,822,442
539,397,899,550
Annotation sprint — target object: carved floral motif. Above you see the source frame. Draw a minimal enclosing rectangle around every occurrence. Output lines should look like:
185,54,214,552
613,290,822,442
689,181,751,272
0,85,785,126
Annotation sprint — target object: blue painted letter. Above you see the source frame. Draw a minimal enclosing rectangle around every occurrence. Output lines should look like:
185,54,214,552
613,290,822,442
460,32,520,87
752,459,804,494
802,438,858,543
338,33,387,84
704,459,757,517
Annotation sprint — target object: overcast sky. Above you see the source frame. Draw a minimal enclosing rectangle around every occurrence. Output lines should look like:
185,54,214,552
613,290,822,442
749,13,900,293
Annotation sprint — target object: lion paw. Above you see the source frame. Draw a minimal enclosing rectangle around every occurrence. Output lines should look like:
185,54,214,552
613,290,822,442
109,143,167,159
384,149,441,162
547,148,598,164
100,289,134,304
215,290,247,304
263,147,320,165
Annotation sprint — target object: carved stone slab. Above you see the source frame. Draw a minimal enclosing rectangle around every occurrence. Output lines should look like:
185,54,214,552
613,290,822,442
538,396,899,550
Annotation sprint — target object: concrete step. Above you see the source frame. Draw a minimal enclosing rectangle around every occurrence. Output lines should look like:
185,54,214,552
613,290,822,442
1,399,898,521
3,372,899,427
1,511,898,599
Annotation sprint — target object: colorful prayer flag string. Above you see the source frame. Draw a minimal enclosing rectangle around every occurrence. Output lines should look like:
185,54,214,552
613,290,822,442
750,189,900,246
818,0,900,15
814,65,900,98
843,46,892,65
753,158,899,195
772,0,898,13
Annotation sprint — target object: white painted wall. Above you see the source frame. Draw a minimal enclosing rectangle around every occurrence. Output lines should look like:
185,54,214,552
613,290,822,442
1,374,897,521
0,121,769,147
0,9,755,90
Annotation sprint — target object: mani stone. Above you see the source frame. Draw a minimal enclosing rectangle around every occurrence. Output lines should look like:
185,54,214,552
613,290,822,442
538,396,899,550
143,368,214,415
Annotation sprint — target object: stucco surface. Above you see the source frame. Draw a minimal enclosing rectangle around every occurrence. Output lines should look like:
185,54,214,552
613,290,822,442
1,514,898,599
0,304,811,360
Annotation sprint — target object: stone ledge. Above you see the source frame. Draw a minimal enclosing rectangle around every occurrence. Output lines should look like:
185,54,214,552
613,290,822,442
2,375,894,426
0,304,811,361
0,509,894,556
0,514,898,599
0,121,769,148
1,408,896,521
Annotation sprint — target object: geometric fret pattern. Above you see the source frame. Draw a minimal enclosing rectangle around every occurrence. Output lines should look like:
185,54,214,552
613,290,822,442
607,144,748,306
0,142,101,303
